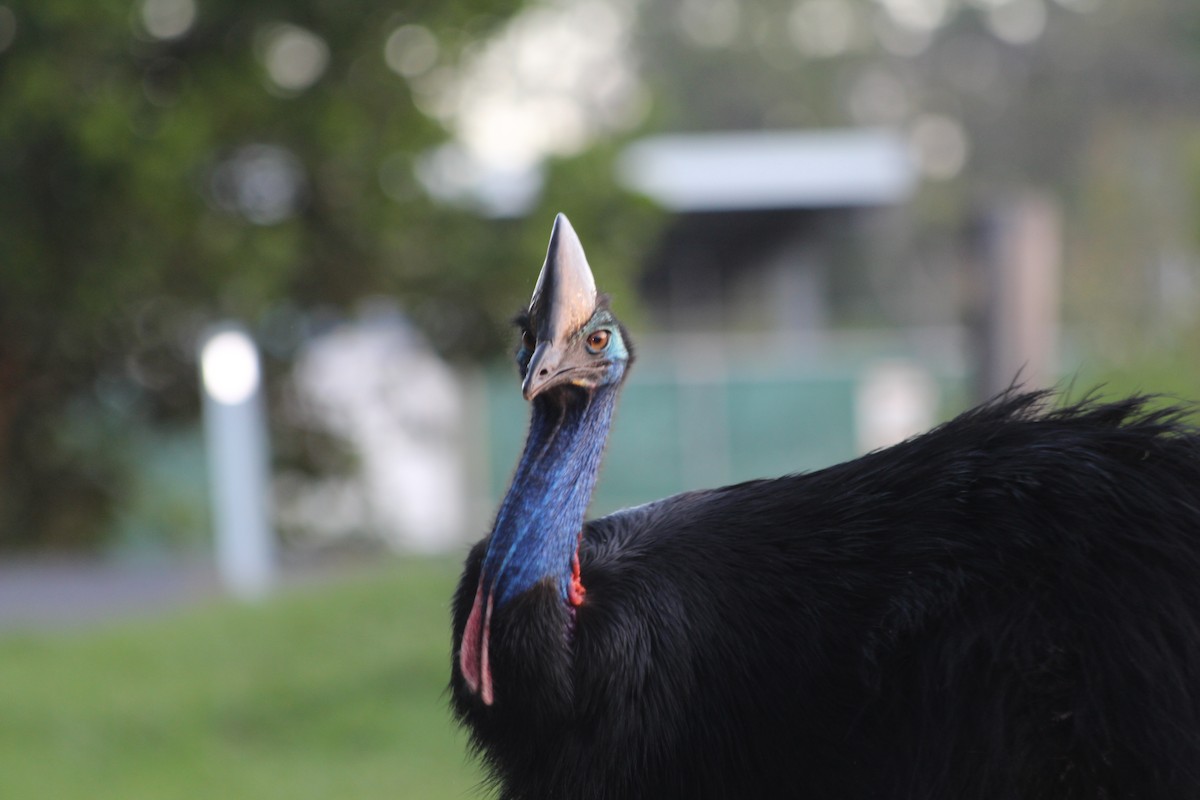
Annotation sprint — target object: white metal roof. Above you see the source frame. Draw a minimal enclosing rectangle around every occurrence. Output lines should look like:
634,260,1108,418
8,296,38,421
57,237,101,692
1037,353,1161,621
616,128,916,212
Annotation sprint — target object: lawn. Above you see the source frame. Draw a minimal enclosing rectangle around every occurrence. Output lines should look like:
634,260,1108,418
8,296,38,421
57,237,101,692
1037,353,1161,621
0,558,486,800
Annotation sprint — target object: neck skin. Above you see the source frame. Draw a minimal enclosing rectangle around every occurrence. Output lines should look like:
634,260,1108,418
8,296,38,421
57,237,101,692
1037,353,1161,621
482,384,619,608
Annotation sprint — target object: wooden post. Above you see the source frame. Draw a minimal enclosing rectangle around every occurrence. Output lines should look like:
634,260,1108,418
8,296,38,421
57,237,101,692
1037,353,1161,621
973,192,1063,400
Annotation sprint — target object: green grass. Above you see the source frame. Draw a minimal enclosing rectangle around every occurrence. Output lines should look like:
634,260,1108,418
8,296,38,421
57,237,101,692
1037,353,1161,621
0,559,486,800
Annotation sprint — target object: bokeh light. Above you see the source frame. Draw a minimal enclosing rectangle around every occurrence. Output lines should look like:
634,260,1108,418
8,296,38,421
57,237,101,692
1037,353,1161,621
140,0,195,41
877,0,952,33
874,11,934,55
201,330,261,406
258,23,330,94
384,24,439,78
789,0,861,59
209,144,306,225
985,0,1048,45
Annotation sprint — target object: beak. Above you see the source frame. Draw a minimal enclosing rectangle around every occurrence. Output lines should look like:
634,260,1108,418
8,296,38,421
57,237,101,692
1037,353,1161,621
521,341,560,401
521,214,599,401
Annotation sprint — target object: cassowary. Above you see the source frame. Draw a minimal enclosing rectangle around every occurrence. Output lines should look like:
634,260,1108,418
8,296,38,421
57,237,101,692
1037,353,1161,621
450,213,1200,799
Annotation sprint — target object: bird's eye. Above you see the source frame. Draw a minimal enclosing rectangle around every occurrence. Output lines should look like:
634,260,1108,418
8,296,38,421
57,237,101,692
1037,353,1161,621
521,329,536,351
586,330,611,354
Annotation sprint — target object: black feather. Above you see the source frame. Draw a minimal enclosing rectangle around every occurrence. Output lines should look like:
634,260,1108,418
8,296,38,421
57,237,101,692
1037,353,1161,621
452,389,1200,799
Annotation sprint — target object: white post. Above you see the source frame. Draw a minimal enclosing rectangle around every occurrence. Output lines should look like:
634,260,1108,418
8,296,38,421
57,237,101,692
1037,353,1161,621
199,324,276,600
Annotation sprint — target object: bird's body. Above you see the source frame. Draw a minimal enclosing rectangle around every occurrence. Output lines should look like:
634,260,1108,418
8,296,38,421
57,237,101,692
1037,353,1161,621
450,215,1200,799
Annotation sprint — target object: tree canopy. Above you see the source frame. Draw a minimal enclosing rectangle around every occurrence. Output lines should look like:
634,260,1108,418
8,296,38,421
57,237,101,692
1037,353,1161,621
0,0,656,548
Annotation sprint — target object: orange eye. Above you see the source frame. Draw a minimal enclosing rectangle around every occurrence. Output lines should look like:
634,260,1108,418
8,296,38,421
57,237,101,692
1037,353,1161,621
586,330,611,353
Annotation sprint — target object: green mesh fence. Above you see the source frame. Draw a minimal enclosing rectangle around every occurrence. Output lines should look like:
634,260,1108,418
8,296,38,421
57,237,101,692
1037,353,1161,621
480,356,962,518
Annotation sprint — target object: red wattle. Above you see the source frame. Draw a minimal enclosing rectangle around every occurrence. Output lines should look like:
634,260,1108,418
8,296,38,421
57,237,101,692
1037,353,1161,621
568,548,586,607
460,580,485,694
480,592,495,705
460,578,497,706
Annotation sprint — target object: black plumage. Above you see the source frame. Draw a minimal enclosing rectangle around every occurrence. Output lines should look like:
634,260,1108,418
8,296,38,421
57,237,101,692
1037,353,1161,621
450,215,1200,799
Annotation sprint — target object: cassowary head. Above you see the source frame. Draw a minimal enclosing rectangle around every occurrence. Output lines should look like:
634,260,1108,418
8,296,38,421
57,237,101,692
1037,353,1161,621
458,213,631,708
514,213,633,402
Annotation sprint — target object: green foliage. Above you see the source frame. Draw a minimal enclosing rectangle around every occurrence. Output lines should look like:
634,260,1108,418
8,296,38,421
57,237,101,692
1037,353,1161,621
0,0,660,548
0,558,482,800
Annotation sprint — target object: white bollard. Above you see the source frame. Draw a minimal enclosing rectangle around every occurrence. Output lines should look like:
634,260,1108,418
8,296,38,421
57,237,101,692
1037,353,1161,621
199,324,276,601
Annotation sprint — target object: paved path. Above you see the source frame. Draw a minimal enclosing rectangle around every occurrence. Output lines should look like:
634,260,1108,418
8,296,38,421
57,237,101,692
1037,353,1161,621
0,559,222,630
0,556,368,631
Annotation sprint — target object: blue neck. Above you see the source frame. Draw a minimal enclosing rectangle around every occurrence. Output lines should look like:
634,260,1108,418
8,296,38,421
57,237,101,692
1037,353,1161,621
482,385,619,607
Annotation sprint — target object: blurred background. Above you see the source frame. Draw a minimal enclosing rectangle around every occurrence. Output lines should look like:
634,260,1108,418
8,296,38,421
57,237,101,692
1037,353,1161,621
3,0,1200,796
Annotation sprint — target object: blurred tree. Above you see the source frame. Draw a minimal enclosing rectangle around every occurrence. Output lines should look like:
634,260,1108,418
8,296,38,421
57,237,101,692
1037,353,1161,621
0,0,657,549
